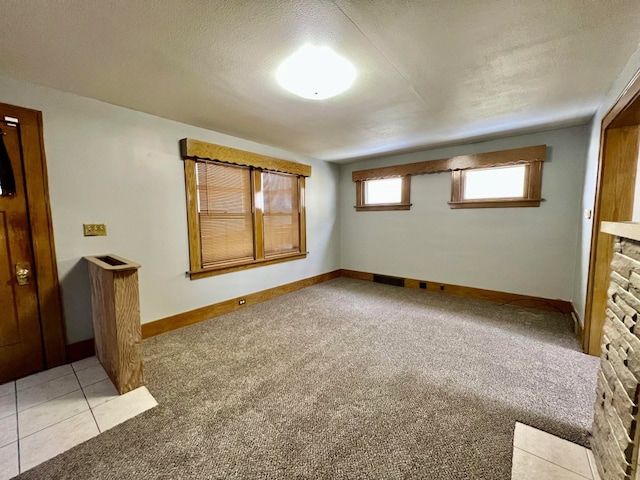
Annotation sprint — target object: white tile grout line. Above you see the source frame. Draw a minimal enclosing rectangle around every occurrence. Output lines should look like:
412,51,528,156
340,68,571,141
11,370,104,474
16,386,83,414
74,369,101,434
513,447,593,480
17,369,107,415
14,381,21,474
15,372,114,441
15,359,98,394
15,368,74,392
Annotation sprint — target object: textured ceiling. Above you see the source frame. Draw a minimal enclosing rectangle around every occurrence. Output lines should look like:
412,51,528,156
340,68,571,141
0,1,639,162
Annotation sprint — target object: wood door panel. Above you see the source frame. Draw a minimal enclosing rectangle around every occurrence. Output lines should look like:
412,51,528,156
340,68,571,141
0,122,43,381
0,212,20,346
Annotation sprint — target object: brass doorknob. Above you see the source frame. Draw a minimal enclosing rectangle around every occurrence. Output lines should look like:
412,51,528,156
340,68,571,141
15,263,31,286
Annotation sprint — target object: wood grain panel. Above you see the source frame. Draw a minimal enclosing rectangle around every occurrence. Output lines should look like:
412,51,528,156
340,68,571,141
352,145,546,181
355,204,412,212
448,199,542,209
0,103,66,369
25,109,66,367
113,270,143,394
0,119,46,382
0,212,19,346
86,256,143,394
181,138,311,177
603,69,640,129
341,269,375,281
183,159,201,273
253,169,264,261
142,270,342,338
299,177,307,254
189,252,308,279
584,126,639,355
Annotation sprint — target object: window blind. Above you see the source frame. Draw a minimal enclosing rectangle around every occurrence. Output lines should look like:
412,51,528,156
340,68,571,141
196,161,254,265
262,171,300,256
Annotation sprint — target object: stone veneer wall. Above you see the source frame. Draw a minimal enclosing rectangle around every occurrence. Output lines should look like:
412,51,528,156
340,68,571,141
593,236,640,480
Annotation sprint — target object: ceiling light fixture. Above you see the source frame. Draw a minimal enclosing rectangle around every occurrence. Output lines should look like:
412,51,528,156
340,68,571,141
276,44,356,100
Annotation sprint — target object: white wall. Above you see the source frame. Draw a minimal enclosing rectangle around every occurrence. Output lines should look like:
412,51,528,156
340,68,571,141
340,126,589,301
0,75,341,344
573,42,640,324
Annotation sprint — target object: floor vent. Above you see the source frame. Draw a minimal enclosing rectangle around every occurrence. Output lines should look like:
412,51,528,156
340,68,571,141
373,274,405,287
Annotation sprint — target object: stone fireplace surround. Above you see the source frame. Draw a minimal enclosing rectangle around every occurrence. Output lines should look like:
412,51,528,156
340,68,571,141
593,221,640,480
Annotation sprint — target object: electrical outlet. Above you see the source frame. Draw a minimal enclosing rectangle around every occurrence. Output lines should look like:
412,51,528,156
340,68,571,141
238,299,246,305
83,224,107,236
419,282,427,289
439,285,445,291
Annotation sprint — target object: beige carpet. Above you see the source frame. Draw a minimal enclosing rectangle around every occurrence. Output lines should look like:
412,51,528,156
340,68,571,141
19,278,599,479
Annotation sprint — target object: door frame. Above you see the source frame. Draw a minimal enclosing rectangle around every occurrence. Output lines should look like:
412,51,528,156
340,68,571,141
1,102,66,368
583,70,640,355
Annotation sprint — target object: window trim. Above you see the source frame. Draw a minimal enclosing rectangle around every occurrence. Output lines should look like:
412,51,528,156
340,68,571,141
351,145,546,181
448,161,543,209
181,139,310,279
355,175,411,211
351,145,546,211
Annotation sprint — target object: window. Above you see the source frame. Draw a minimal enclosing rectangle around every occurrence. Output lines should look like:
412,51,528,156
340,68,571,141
181,138,310,279
462,165,526,200
355,175,411,211
449,162,543,209
351,145,546,210
196,161,254,266
262,171,301,257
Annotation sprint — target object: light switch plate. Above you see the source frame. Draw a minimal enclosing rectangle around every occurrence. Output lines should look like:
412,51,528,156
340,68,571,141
83,224,107,236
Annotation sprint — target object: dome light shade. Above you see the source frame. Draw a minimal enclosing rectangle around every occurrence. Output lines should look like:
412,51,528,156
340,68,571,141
276,45,356,100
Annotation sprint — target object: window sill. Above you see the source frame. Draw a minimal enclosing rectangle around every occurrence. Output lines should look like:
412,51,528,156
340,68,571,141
355,203,412,212
448,198,542,209
189,252,308,279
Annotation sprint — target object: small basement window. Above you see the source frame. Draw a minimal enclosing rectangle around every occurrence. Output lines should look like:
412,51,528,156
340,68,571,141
355,175,411,211
449,162,543,209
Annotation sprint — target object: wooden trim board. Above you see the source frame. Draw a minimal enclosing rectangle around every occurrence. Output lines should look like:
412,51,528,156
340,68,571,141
571,306,584,346
66,339,96,363
180,138,311,177
583,126,640,355
352,145,546,181
141,270,342,338
341,269,573,313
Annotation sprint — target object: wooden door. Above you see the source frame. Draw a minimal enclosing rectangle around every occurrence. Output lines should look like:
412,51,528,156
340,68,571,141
0,120,44,381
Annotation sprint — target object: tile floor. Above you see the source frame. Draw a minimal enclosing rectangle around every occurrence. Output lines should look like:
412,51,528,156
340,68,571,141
0,357,157,480
512,422,600,479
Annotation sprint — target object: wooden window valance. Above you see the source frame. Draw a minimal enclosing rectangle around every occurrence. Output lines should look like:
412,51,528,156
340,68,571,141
180,138,311,177
351,145,546,182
